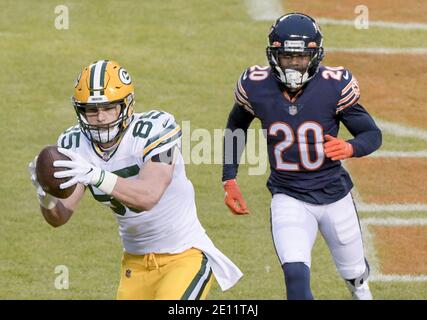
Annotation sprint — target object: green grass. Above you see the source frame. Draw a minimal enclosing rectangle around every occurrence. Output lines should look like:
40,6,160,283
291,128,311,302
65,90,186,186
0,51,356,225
0,0,426,300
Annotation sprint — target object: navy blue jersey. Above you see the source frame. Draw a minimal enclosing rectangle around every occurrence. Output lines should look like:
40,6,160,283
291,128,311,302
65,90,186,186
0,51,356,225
231,64,380,204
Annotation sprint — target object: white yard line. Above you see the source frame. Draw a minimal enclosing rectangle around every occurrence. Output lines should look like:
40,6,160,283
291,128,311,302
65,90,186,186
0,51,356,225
361,217,427,225
370,151,427,158
245,0,284,21
361,221,381,281
327,48,427,54
366,119,427,158
245,0,427,31
370,274,427,282
376,119,427,141
361,218,427,282
351,118,427,209
357,203,427,212
316,18,427,30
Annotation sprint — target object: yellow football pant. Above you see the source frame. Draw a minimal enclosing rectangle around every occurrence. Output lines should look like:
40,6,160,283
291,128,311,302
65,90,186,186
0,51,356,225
116,247,214,300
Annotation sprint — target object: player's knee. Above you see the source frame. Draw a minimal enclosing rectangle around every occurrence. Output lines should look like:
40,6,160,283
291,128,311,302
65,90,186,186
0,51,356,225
344,259,370,290
282,262,313,300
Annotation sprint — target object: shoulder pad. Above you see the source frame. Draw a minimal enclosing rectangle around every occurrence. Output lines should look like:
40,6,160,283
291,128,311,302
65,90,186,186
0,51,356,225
57,125,81,150
132,110,182,162
233,65,269,115
321,66,361,113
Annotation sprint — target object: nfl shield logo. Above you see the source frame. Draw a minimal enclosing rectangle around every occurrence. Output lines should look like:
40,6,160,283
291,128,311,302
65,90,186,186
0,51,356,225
289,105,298,115
102,152,110,161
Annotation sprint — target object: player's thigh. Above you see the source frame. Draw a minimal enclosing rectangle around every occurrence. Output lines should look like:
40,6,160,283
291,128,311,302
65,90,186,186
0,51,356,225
155,248,213,300
116,252,154,300
270,194,318,266
319,193,366,279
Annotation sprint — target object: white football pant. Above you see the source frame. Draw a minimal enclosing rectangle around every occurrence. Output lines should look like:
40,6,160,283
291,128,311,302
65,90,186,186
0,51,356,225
270,192,367,281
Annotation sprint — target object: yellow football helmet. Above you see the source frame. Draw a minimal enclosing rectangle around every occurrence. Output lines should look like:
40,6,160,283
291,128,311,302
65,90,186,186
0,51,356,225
72,60,135,144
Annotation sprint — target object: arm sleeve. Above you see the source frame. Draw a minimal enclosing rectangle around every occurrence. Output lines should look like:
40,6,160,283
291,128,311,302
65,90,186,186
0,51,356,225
222,103,255,181
339,103,382,157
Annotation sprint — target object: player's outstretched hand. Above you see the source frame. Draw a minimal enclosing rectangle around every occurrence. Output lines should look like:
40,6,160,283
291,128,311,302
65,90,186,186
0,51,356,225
28,156,46,197
324,134,354,161
223,179,250,215
28,156,58,209
53,148,102,189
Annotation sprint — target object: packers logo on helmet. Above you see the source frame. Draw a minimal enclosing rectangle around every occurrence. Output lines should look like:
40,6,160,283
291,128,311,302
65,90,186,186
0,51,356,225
118,68,132,85
72,60,135,145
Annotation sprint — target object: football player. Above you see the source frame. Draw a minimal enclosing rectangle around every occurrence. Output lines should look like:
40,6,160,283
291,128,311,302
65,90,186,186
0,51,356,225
222,13,382,300
29,60,242,299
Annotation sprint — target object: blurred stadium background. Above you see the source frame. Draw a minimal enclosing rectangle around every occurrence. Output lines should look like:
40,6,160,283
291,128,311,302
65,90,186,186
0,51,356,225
0,0,425,299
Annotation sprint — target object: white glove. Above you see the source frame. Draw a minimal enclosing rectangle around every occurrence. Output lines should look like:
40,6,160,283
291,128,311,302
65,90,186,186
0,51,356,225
28,156,58,209
53,148,118,194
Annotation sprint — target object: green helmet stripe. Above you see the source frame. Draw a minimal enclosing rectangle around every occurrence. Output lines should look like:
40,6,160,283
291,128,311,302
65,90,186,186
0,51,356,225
89,63,95,96
99,60,108,95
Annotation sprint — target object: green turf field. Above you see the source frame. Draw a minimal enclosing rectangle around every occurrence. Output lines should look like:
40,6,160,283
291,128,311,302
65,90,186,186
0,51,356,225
0,0,426,299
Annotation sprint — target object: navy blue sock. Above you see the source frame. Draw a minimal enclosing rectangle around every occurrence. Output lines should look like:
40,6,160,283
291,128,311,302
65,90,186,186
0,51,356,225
282,262,314,300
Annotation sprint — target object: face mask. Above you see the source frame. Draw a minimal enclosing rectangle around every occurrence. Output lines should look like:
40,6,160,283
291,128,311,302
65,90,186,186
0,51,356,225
89,124,120,144
283,68,309,90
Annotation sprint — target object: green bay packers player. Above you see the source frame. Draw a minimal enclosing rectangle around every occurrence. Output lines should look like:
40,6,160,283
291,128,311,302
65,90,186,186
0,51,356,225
28,60,242,299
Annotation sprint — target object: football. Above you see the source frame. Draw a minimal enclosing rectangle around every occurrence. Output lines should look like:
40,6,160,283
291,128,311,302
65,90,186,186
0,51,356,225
36,145,76,199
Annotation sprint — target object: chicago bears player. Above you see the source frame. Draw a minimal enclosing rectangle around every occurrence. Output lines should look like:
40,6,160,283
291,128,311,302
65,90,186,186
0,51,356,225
222,13,382,300
28,60,242,299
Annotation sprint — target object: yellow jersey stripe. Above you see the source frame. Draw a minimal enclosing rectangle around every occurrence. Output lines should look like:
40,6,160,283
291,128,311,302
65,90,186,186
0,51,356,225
143,125,181,156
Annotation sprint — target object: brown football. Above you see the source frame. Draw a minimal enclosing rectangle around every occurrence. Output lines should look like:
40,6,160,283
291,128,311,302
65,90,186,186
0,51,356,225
36,145,76,199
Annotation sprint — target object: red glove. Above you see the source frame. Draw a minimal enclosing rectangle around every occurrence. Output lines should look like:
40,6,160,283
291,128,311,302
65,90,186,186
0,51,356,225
223,179,250,215
324,135,354,160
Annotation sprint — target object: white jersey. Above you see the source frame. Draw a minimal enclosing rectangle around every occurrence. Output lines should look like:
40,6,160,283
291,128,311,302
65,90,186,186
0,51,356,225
57,110,242,290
